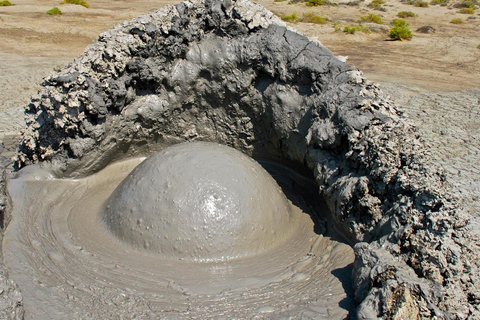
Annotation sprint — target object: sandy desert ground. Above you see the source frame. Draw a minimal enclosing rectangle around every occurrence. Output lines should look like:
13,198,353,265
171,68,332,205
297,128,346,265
0,0,479,317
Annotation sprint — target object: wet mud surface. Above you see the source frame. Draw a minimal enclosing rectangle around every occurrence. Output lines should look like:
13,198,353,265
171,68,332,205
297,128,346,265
5,143,354,319
101,142,303,261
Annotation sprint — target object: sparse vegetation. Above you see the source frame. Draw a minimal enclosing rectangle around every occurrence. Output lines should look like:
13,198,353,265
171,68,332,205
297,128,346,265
456,0,477,8
368,0,385,9
281,12,300,22
343,24,371,34
302,12,328,23
417,1,429,6
397,10,416,18
47,7,62,14
274,0,287,2
281,12,328,24
305,0,331,6
0,0,12,6
389,18,413,40
457,7,475,13
450,17,464,23
359,13,384,24
430,0,449,5
61,0,89,8
453,0,478,14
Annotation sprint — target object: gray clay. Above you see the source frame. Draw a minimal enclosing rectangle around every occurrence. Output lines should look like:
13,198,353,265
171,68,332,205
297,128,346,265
103,141,299,261
4,144,354,318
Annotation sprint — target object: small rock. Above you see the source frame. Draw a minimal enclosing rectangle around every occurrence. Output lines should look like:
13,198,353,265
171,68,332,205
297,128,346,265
416,26,436,33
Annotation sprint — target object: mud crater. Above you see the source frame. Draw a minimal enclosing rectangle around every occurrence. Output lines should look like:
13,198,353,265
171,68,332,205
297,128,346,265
6,141,354,318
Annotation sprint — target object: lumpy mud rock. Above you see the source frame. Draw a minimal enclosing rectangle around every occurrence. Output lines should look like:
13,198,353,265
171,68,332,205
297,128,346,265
6,0,480,318
103,141,298,261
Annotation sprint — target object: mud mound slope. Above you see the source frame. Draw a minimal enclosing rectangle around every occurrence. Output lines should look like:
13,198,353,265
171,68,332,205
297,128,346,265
8,0,480,318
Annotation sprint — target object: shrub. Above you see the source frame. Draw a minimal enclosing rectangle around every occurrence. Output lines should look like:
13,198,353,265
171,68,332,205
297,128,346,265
368,0,385,9
302,12,328,23
274,0,287,2
457,0,477,8
457,7,475,13
333,21,342,31
407,0,428,5
391,18,409,27
61,0,89,8
305,0,331,6
389,19,413,40
408,0,428,8
344,24,371,34
430,0,449,5
282,12,300,22
359,13,384,23
282,12,328,23
0,0,12,6
450,17,464,23
47,7,62,14
397,10,416,17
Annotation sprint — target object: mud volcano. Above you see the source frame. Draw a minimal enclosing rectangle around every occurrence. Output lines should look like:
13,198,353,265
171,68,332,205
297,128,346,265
103,141,305,261
2,0,480,318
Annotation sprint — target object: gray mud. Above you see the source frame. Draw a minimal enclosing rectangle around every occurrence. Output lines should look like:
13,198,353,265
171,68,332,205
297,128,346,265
102,142,304,261
5,145,354,319
1,0,479,318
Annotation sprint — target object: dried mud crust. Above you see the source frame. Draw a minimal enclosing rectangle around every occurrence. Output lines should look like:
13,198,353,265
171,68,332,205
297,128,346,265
8,0,480,318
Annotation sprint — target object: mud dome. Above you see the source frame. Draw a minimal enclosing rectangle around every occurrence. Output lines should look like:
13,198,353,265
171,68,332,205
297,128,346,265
3,0,480,318
103,141,302,261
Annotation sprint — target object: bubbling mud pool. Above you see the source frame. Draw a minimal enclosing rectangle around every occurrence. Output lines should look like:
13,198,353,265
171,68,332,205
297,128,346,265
4,142,354,319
